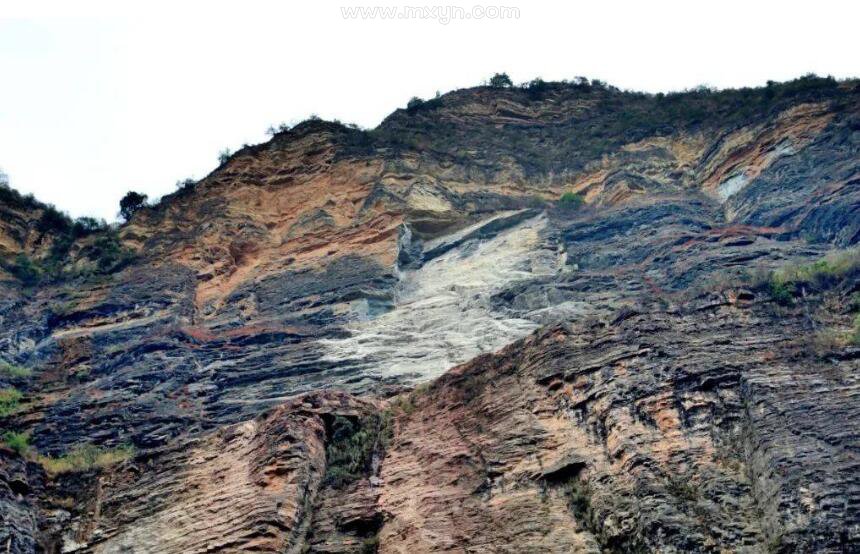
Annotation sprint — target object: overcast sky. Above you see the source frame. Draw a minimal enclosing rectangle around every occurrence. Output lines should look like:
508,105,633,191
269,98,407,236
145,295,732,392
1,0,857,221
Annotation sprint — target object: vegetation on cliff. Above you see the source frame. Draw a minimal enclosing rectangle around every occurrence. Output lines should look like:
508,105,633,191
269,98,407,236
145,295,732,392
742,247,860,305
0,362,30,379
37,444,135,475
323,412,392,488
0,387,23,417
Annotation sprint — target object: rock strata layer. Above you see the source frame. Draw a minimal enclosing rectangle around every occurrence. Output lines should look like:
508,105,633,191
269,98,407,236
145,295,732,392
1,76,859,552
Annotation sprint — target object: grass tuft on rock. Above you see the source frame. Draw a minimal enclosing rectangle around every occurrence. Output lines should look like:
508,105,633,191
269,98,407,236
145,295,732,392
38,444,135,475
852,314,860,346
0,387,23,417
0,362,31,379
738,248,860,305
766,248,860,300
1,431,30,454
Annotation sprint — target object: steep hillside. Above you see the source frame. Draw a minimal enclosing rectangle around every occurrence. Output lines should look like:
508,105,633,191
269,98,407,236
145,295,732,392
1,75,859,553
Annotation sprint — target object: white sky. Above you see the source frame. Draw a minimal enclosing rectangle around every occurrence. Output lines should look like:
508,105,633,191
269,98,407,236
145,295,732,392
0,0,857,221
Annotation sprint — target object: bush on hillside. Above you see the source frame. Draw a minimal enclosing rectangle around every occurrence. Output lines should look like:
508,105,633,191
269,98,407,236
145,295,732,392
119,191,148,221
525,77,550,99
1,431,30,454
0,362,31,379
174,178,196,196
6,254,43,286
557,191,585,210
751,248,860,305
406,96,424,112
0,388,23,417
489,72,513,88
81,233,136,273
37,205,73,234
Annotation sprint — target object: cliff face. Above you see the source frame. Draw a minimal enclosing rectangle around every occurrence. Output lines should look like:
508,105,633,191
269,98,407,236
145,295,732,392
1,76,859,553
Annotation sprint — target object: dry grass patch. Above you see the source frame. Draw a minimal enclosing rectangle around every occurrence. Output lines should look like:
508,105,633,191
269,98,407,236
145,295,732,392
38,444,135,475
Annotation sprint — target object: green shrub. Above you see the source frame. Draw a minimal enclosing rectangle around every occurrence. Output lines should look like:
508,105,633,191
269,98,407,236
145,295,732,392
0,362,30,379
557,191,585,210
563,478,592,523
405,94,442,114
488,72,513,88
525,77,547,89
42,216,105,267
406,96,424,111
569,76,593,92
38,443,135,475
173,178,197,198
175,178,196,191
524,77,549,99
391,395,416,415
0,388,23,417
767,280,795,306
772,249,860,291
0,185,39,212
51,300,78,317
81,233,136,273
2,431,30,454
808,328,850,357
2,213,110,286
72,217,106,237
6,253,43,286
746,248,860,305
37,206,73,235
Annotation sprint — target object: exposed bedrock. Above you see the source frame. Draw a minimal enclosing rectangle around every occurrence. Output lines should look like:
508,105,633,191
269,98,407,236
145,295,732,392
0,77,858,551
18,290,858,553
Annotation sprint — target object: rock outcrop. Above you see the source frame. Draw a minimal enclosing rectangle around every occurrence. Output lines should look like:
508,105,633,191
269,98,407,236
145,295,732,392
1,75,859,552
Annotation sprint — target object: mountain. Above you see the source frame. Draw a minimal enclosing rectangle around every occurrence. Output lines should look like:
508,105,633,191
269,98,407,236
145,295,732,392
1,75,859,553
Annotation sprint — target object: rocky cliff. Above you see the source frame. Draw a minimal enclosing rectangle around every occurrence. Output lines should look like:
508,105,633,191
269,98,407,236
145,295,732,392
1,75,859,553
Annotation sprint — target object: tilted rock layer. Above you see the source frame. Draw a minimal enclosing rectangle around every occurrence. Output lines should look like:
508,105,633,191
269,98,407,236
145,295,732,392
1,76,859,552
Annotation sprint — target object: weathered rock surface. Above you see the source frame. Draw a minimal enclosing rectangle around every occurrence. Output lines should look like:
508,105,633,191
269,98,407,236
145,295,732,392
378,296,860,552
50,392,376,553
0,449,42,553
1,76,859,552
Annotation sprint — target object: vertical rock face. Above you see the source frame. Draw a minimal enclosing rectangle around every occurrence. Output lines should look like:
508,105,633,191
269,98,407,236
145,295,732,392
1,76,859,552
51,392,377,554
0,450,42,554
377,302,860,552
